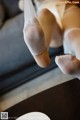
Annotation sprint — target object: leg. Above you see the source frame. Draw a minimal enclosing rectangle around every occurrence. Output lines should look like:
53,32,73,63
55,5,80,79
24,8,62,68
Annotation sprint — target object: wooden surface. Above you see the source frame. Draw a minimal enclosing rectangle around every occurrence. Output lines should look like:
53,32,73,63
5,79,80,120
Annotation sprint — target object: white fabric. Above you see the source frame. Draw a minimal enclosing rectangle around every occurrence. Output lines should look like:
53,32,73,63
63,28,80,56
23,0,66,56
24,0,36,24
23,0,46,56
23,19,46,56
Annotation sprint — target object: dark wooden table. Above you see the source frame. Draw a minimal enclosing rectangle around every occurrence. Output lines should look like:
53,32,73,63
5,79,80,120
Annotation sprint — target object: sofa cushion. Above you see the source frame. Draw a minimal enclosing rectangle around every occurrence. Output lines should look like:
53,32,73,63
0,13,34,75
2,0,21,18
0,13,63,95
0,3,5,28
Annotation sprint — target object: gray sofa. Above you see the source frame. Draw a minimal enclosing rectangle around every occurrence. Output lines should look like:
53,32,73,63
0,11,63,95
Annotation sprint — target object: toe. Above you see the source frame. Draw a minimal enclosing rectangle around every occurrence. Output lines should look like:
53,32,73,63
55,55,80,77
23,17,50,68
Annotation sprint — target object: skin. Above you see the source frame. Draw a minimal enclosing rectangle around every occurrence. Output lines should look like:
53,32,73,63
55,4,80,79
24,0,80,79
24,8,62,68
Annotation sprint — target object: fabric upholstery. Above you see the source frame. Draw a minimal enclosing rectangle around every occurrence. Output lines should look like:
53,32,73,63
0,13,63,95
